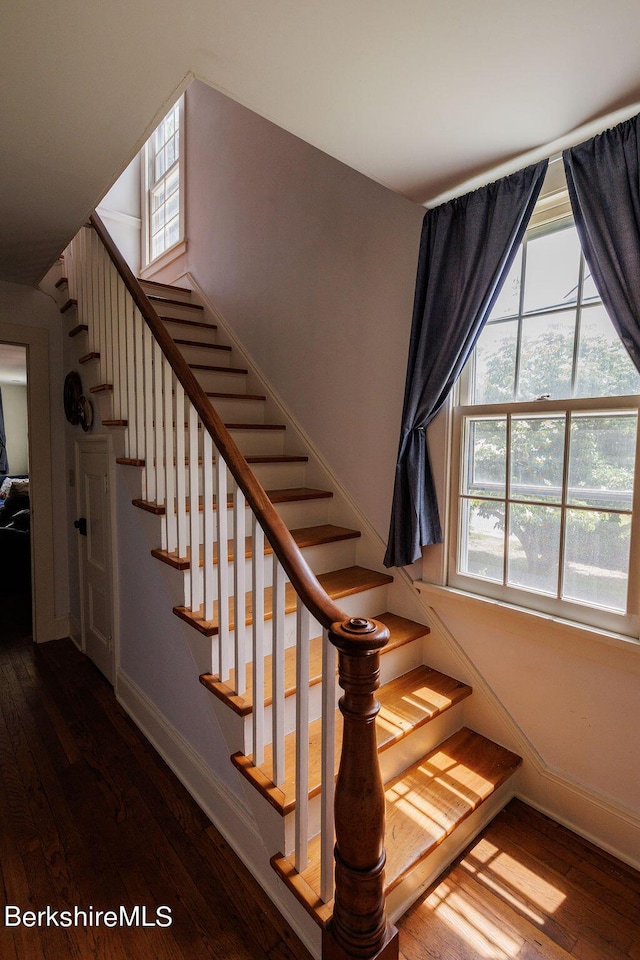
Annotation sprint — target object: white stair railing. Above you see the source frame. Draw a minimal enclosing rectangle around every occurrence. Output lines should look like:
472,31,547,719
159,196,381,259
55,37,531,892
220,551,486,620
64,216,396,960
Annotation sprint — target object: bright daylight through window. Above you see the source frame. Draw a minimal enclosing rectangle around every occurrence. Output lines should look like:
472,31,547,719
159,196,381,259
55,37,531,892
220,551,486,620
450,204,640,634
146,100,182,263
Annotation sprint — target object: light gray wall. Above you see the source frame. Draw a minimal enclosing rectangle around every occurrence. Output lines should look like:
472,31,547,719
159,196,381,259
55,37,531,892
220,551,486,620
182,80,424,542
1,382,28,474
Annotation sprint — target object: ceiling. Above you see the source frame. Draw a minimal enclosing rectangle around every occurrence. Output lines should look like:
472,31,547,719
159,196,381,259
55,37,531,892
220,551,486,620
2,0,640,287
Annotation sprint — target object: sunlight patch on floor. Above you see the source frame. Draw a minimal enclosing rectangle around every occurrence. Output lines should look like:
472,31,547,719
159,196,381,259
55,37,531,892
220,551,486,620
426,881,523,958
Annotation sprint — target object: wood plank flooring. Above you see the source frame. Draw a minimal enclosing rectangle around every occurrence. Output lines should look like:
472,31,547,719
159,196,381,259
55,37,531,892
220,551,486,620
397,798,640,960
0,625,312,960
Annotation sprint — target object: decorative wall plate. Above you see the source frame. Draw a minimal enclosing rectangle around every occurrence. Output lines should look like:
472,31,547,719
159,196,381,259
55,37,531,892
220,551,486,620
63,371,82,425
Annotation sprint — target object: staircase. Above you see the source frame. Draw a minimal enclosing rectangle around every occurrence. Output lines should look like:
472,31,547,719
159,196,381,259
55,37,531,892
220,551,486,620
58,216,522,960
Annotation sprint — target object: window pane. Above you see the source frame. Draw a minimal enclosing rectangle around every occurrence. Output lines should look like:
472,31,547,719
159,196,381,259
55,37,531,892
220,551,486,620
459,499,505,582
166,167,179,197
166,217,180,247
473,320,518,404
575,304,640,398
165,190,179,221
523,227,581,313
489,247,522,320
151,182,165,210
511,415,565,503
582,266,598,303
507,503,560,594
568,413,636,510
563,510,630,611
166,137,176,168
517,311,575,401
464,418,506,498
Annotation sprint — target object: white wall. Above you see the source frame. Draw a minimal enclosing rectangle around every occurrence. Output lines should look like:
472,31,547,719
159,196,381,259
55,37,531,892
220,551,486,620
1,382,28,474
176,80,424,542
96,153,142,276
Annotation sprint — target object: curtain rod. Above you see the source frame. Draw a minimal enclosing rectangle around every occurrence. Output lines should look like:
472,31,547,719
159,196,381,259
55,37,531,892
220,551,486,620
424,101,640,209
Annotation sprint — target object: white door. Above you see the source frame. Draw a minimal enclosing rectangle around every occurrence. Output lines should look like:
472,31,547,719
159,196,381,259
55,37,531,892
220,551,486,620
77,440,115,683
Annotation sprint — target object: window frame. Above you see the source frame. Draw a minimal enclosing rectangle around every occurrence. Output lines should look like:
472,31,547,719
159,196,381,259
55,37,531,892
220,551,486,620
142,97,185,269
447,209,640,638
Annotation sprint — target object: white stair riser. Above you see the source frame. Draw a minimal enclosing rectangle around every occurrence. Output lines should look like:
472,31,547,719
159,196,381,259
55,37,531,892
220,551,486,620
140,283,193,304
163,496,331,536
177,343,233,366
152,301,205,320
177,538,358,595
161,317,219,341
208,397,266,424
377,707,467,787
228,428,286,456
192,369,250,393
148,459,306,489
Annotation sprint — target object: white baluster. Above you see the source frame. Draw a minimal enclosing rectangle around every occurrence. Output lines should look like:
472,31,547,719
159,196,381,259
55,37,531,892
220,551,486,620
295,601,311,873
252,518,265,767
202,432,215,622
143,325,156,505
321,627,336,903
153,340,166,534
188,404,201,614
233,486,247,697
125,296,137,460
272,556,286,787
175,381,188,573
164,363,177,554
134,309,146,473
216,453,230,681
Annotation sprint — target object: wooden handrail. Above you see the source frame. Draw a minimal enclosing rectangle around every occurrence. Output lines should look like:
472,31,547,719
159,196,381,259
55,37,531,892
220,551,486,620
90,212,344,628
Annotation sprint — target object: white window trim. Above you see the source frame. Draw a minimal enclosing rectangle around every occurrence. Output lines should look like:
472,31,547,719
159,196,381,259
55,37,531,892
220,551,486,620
141,97,185,270
448,394,640,637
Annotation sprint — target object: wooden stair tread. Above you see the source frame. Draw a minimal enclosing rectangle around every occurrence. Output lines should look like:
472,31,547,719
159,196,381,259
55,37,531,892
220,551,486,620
200,609,429,716
103,419,128,427
55,276,68,288
159,315,217,331
173,565,393,638
60,298,77,313
133,486,333,516
79,352,100,363
148,294,203,310
152,523,361,570
139,278,192,295
231,666,469,810
190,363,248,375
116,457,145,467
89,383,112,394
174,338,231,351
206,391,266,402
273,729,521,913
68,323,88,337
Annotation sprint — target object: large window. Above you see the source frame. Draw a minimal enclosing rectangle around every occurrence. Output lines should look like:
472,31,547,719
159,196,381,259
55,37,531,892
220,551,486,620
450,212,640,634
144,99,183,265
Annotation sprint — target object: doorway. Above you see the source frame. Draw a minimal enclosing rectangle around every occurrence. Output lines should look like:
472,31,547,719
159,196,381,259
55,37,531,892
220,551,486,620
0,343,30,638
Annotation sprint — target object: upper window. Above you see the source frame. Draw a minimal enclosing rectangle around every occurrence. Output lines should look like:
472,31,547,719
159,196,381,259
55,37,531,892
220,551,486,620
144,99,183,265
450,209,640,635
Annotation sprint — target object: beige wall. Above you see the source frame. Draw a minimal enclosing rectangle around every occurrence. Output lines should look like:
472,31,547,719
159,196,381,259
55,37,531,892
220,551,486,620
181,80,424,541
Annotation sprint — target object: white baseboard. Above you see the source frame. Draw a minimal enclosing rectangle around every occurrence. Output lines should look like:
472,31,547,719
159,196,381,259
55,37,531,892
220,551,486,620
115,668,322,958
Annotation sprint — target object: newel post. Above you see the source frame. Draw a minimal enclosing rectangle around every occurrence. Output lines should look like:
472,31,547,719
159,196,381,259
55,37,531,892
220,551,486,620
322,617,399,960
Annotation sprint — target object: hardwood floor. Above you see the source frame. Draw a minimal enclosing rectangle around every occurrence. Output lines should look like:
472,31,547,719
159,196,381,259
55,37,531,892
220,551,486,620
397,798,640,960
0,627,313,960
1,622,638,960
